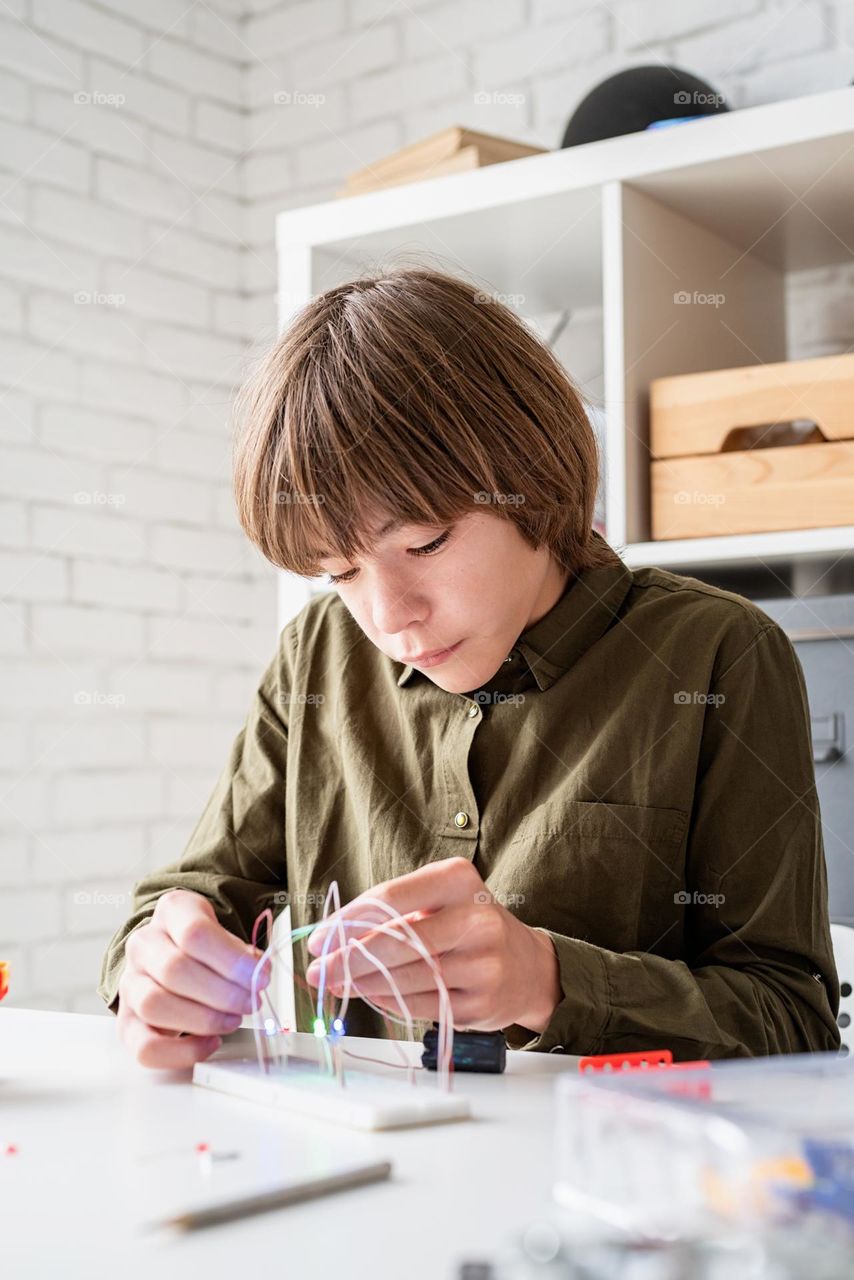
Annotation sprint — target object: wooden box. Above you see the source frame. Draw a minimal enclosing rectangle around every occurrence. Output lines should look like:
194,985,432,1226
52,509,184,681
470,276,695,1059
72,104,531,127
650,353,854,540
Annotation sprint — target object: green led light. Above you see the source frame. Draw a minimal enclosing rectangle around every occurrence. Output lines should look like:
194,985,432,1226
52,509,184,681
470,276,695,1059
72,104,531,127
313,1017,326,1038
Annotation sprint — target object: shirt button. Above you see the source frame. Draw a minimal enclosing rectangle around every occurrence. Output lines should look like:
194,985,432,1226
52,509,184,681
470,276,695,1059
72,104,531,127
467,704,479,718
453,811,470,829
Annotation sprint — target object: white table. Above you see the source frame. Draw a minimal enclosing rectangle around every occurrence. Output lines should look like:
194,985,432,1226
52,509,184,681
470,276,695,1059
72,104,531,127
0,1009,580,1280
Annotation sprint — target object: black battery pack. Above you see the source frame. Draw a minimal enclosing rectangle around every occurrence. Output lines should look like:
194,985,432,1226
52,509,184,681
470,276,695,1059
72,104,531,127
421,1025,507,1073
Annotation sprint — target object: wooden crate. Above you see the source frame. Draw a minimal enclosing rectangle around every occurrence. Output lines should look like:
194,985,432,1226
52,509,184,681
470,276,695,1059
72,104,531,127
650,353,854,540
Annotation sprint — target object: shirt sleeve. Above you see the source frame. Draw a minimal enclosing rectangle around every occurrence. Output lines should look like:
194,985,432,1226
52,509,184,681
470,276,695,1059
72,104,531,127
96,624,293,1016
504,622,842,1060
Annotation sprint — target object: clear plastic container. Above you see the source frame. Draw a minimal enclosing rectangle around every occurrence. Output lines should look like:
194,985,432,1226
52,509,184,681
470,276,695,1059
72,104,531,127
553,1051,854,1241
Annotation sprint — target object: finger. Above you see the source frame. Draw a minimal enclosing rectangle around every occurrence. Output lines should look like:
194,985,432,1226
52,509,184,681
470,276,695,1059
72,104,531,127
307,858,481,957
133,931,266,1017
306,903,486,985
357,987,439,1023
368,988,493,1029
330,953,472,998
119,1005,223,1071
125,966,246,1037
157,891,270,988
307,905,425,958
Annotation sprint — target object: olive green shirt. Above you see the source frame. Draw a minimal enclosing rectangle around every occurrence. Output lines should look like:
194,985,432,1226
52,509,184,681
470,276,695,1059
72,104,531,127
97,534,840,1060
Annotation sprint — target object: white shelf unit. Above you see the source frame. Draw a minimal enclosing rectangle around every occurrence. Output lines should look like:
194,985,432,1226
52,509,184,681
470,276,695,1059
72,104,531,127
275,87,854,627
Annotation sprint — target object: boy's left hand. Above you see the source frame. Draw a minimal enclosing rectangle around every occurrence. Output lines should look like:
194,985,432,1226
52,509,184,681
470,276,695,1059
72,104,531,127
305,857,560,1034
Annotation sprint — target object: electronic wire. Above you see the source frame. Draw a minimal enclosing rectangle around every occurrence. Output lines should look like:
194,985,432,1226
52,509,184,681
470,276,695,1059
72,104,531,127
248,886,455,1087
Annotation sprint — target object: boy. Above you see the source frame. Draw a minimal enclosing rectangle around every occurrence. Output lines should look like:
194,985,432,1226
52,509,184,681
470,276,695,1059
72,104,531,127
98,267,840,1068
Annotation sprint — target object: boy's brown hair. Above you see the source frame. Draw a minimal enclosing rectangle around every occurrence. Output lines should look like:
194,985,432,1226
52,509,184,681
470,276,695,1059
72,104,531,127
232,266,620,578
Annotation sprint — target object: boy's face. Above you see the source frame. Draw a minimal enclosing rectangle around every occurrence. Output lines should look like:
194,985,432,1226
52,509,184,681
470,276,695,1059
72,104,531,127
319,510,571,694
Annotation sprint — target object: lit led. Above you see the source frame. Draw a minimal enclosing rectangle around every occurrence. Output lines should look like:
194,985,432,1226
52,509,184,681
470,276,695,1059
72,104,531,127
313,1017,326,1037
331,1018,344,1035
264,1017,276,1036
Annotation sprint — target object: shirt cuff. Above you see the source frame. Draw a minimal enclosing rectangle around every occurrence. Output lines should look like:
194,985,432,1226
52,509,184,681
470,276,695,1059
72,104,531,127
503,928,611,1053
96,916,154,1017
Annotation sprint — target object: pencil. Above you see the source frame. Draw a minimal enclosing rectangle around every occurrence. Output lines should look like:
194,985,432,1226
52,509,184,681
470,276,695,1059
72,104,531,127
144,1160,393,1233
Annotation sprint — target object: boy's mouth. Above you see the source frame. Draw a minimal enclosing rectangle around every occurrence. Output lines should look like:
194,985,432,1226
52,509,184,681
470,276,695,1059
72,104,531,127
401,639,464,666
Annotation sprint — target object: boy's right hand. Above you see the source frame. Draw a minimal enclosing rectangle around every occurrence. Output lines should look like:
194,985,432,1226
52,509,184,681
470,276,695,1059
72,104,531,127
116,889,272,1070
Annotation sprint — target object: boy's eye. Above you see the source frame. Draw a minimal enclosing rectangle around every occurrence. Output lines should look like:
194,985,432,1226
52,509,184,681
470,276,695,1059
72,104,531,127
409,530,451,557
326,528,451,586
327,566,358,585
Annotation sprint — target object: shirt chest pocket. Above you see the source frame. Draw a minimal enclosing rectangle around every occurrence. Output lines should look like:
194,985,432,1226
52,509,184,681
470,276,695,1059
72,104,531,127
490,798,688,955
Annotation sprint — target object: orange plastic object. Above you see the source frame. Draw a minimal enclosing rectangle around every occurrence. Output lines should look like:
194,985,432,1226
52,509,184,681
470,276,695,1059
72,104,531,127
579,1048,713,1098
580,1049,711,1073
579,1049,674,1072
0,961,9,1002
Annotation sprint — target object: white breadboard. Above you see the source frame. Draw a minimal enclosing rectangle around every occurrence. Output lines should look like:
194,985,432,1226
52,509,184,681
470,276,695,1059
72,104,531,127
193,1056,471,1131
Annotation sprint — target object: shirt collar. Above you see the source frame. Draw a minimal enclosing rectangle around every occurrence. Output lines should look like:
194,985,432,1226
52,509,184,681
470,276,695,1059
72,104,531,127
395,534,633,691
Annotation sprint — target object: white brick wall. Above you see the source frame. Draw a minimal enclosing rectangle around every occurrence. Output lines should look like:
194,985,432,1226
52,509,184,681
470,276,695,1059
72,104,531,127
0,0,270,1016
2,0,853,1015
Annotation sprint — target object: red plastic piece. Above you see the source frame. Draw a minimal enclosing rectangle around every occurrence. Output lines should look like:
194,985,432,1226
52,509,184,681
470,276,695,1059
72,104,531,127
579,1049,674,1072
195,1142,210,1153
579,1049,711,1073
578,1049,713,1098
